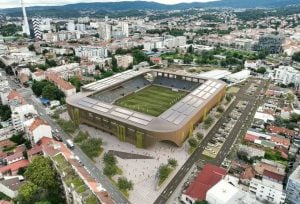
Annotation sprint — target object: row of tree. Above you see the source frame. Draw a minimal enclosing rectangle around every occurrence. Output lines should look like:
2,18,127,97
32,80,65,101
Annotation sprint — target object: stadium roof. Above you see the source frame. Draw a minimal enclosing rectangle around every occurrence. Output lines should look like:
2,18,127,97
67,69,226,132
82,69,149,92
197,69,232,80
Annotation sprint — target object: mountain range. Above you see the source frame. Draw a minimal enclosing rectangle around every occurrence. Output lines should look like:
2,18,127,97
1,0,300,16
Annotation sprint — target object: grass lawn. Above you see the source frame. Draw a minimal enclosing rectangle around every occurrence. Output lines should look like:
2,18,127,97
114,85,188,117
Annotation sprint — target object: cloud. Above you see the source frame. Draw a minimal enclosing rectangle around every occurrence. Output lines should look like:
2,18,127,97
1,0,217,8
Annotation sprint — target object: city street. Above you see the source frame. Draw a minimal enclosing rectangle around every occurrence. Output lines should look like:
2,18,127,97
6,76,130,204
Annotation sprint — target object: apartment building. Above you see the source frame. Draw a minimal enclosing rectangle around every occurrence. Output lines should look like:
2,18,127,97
286,165,300,204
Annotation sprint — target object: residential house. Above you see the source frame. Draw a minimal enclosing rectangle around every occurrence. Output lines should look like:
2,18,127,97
181,164,227,204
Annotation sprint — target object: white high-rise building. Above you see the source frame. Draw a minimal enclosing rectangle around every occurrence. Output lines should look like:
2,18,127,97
76,24,86,31
40,18,52,31
120,21,129,37
21,0,30,36
67,20,76,32
98,22,111,40
32,18,42,40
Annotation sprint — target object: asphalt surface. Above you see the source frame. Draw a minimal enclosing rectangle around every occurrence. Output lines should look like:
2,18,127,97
6,76,130,204
154,79,268,204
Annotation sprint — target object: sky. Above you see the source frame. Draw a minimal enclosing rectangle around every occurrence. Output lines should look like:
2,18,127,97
1,0,217,9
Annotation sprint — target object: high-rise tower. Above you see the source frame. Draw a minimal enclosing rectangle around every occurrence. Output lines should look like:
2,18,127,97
21,0,30,36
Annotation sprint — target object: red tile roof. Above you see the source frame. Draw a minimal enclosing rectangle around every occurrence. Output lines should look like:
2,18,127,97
0,159,29,174
0,140,16,149
263,170,284,182
0,200,12,204
184,164,227,201
27,145,43,157
267,125,297,137
244,133,259,142
5,151,24,163
240,167,256,181
271,136,290,147
46,73,75,91
7,90,27,105
28,117,48,132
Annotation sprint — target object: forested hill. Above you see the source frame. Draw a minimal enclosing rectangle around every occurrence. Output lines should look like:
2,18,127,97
1,0,300,17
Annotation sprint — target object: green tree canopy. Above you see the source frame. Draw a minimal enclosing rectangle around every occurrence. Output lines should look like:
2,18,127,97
0,104,12,121
69,76,82,92
41,84,65,101
292,52,300,62
24,156,57,189
18,182,39,204
117,177,133,191
103,152,117,166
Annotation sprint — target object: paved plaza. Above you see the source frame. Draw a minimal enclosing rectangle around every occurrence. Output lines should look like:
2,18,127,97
79,124,190,204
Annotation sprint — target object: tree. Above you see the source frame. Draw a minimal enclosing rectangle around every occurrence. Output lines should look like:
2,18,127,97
292,52,300,62
217,106,224,113
103,164,118,177
204,116,214,129
187,45,194,54
69,76,82,92
168,158,178,168
290,113,300,123
117,177,133,191
257,67,266,74
0,105,11,121
24,156,56,189
32,80,52,97
18,182,39,204
28,44,36,52
103,152,117,166
41,84,65,101
111,55,118,72
158,164,172,184
188,138,198,148
286,93,295,103
132,49,149,65
45,59,57,67
0,24,21,36
196,132,204,141
183,54,194,64
79,138,102,159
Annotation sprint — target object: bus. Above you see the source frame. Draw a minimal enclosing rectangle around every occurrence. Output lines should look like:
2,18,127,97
66,139,75,149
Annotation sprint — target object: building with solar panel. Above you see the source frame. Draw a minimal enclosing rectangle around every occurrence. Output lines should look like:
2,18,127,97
66,69,226,148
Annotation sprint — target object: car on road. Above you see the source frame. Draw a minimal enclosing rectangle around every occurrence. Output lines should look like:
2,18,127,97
53,134,63,142
66,139,75,149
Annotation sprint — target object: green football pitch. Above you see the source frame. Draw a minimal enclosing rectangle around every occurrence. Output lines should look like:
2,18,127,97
114,85,188,117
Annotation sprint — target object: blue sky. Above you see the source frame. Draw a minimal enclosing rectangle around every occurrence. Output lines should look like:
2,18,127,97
1,0,217,8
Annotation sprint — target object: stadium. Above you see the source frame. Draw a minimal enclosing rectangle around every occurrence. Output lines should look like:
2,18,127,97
66,69,226,148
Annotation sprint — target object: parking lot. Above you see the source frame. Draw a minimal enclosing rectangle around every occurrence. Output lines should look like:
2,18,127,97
203,100,248,158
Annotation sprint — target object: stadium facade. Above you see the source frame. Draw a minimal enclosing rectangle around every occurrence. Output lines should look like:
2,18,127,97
66,69,226,148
